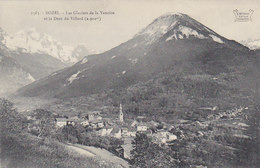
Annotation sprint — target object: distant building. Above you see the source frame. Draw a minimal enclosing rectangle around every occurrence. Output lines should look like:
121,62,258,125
70,116,80,121
66,119,75,126
125,127,137,137
152,131,177,144
99,126,113,136
136,116,146,122
145,130,153,137
121,127,128,135
55,118,67,127
111,127,122,139
137,125,148,132
90,119,104,128
119,104,124,122
131,120,138,127
199,106,218,111
87,111,101,121
80,120,89,127
97,122,104,128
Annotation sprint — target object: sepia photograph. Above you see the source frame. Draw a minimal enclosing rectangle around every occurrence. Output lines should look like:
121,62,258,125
0,0,259,167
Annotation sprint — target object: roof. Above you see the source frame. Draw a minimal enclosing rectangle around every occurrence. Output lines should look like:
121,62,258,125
56,118,67,122
91,119,103,124
137,124,147,127
137,116,146,119
111,127,121,134
69,116,79,120
88,111,101,114
79,119,89,123
147,121,159,127
128,127,137,132
104,126,113,129
131,120,138,123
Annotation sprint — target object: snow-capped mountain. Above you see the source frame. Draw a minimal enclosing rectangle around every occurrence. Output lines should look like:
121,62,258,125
0,27,98,96
1,28,95,64
240,39,260,50
136,12,223,44
0,28,68,96
17,13,252,98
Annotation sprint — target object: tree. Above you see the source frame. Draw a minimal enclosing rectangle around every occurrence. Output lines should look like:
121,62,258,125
0,99,25,135
131,133,150,167
236,103,260,168
31,109,55,137
131,132,178,168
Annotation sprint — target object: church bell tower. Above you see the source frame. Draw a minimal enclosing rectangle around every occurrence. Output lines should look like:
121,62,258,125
119,103,124,122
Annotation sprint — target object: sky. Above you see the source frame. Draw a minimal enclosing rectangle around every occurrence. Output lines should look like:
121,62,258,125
0,0,260,52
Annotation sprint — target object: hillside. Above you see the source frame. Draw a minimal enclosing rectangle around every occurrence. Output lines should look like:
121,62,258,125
0,99,125,168
17,13,251,99
0,53,34,96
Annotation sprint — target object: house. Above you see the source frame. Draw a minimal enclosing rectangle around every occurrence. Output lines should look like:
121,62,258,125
153,131,177,144
80,120,89,127
66,118,76,126
167,133,177,141
87,111,101,121
122,127,136,137
97,122,104,128
128,131,136,137
96,116,103,120
67,120,75,126
111,127,122,139
90,119,104,128
70,116,80,121
147,121,159,128
90,123,97,129
137,125,148,132
55,118,67,127
199,106,218,111
136,116,146,122
99,126,113,136
121,128,129,136
145,130,153,137
131,120,138,127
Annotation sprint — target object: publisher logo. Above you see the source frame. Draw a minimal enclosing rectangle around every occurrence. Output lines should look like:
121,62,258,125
233,9,254,22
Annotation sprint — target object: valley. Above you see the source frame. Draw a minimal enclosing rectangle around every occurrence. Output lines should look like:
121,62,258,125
1,12,260,168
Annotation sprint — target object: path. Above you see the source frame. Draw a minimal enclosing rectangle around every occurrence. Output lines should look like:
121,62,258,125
66,144,96,157
66,143,129,168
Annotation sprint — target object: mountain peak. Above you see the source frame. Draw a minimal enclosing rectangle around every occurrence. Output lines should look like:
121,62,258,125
136,13,183,39
136,12,224,44
157,12,184,18
0,27,96,64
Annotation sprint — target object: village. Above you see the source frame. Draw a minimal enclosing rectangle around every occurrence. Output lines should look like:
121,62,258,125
26,102,249,161
54,104,178,160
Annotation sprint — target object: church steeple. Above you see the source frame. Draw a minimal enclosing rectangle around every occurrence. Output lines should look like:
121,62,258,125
119,103,124,122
